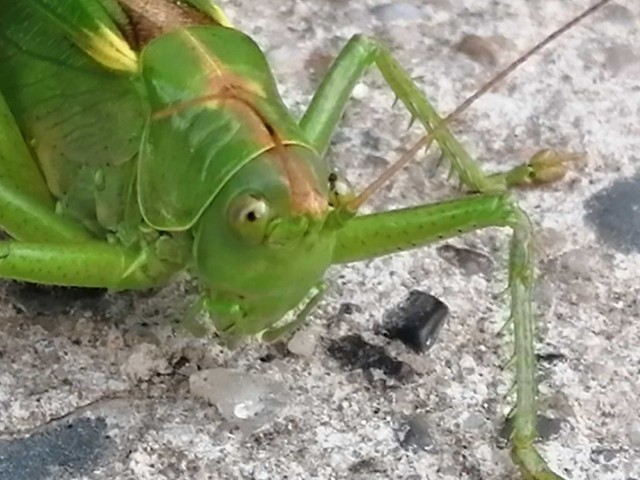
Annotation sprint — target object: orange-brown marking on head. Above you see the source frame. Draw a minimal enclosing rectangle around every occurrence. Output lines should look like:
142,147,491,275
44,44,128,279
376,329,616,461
118,0,216,47
269,133,327,219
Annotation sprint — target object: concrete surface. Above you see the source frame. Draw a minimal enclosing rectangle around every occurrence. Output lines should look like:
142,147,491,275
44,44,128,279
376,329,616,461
1,1,639,479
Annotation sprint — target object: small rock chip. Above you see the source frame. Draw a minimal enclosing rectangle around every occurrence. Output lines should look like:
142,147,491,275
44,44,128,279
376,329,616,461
456,35,499,66
352,82,370,101
338,302,361,316
189,368,288,433
377,290,449,353
399,415,438,453
287,327,319,357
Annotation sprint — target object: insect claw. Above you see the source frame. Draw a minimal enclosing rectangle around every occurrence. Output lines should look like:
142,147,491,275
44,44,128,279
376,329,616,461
391,95,399,108
407,115,417,130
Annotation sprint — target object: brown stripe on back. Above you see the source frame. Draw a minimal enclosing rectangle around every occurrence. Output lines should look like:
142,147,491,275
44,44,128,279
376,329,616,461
119,0,216,47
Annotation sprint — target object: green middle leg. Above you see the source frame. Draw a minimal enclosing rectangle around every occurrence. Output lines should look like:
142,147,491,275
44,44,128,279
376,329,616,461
303,35,566,480
299,35,571,194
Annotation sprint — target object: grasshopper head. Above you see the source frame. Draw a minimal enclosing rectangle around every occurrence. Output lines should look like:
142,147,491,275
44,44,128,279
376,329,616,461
192,145,338,337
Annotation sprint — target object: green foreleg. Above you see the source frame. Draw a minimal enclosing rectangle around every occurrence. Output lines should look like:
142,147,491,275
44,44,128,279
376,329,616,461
300,35,497,192
507,211,563,480
332,194,511,263
0,241,174,290
301,36,570,193
332,194,563,480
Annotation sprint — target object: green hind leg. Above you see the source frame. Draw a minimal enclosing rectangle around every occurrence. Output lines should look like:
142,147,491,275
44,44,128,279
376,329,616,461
301,37,564,479
332,194,564,480
299,35,573,193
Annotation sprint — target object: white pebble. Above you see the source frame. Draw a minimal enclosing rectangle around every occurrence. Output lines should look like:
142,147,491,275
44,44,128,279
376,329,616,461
352,83,370,101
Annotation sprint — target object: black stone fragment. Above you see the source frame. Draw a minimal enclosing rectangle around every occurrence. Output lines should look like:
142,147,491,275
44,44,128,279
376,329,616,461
0,417,112,480
326,334,414,381
377,290,448,353
338,302,361,316
585,175,640,253
535,351,567,364
398,415,438,453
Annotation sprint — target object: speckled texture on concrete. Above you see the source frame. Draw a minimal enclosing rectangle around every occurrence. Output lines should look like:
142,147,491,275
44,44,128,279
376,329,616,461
1,1,639,479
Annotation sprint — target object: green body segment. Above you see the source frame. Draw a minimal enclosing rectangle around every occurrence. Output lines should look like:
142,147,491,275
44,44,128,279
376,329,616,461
138,26,312,229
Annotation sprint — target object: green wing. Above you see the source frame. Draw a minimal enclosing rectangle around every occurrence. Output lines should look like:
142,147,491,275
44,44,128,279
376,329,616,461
0,1,144,195
0,0,144,232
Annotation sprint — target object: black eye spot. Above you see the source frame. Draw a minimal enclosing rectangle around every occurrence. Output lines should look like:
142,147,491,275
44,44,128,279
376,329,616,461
328,172,338,183
246,211,257,222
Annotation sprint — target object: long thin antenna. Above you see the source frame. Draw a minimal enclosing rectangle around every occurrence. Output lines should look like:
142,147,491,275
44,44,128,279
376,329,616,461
348,0,613,211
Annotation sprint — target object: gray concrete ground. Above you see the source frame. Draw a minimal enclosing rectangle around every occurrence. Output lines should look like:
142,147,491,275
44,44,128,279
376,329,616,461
1,1,639,479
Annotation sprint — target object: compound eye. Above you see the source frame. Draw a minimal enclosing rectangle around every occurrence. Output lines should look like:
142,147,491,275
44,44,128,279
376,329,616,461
228,194,270,244
328,172,355,208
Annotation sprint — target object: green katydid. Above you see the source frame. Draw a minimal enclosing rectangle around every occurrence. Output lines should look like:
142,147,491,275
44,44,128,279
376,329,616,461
0,0,612,478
